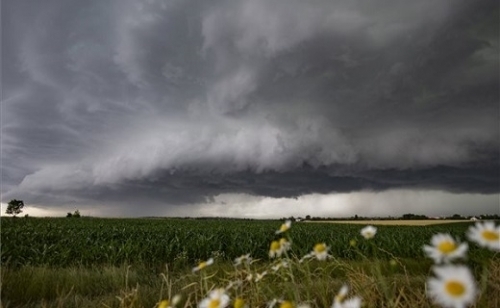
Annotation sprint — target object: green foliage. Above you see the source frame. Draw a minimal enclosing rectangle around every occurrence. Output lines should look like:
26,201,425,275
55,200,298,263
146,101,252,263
1,264,162,308
5,199,24,217
66,210,81,218
0,218,495,269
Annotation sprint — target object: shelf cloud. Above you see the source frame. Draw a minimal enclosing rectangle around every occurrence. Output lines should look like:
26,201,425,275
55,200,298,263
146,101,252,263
2,0,498,216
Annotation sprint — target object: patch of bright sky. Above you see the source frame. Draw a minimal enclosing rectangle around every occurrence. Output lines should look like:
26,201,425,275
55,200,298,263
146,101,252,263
4,190,497,218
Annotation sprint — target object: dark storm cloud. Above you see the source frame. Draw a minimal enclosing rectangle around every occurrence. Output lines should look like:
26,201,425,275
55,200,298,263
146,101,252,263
2,0,499,210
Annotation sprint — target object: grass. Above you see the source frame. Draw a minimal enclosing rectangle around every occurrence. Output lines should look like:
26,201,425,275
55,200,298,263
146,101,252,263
1,218,499,307
2,258,499,307
1,264,159,307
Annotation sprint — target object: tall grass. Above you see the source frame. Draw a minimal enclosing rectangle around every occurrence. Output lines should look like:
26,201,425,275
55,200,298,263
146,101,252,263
2,259,499,307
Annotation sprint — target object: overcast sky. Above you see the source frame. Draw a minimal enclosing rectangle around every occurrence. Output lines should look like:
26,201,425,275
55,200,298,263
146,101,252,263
2,0,499,218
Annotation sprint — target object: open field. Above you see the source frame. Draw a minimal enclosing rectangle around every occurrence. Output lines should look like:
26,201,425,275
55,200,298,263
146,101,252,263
1,217,495,267
1,217,499,307
307,219,468,226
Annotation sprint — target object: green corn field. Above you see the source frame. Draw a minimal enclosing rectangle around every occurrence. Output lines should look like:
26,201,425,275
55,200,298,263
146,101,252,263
1,217,495,268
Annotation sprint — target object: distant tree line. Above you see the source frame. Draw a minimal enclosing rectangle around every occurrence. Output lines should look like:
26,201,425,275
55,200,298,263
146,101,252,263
293,213,500,221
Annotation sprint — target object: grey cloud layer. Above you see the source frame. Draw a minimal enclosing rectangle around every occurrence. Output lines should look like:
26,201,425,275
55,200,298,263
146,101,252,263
2,0,499,208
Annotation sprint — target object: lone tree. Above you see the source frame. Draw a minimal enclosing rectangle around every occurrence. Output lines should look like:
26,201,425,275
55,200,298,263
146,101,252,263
6,199,25,217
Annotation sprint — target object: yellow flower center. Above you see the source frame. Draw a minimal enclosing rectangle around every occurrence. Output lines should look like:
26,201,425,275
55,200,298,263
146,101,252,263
437,241,457,254
279,301,294,308
314,243,327,253
280,224,289,232
279,238,288,245
445,280,466,297
349,239,357,247
208,299,220,308
364,232,373,238
481,230,499,241
270,241,281,251
158,300,170,308
234,298,245,308
334,295,345,303
198,261,207,269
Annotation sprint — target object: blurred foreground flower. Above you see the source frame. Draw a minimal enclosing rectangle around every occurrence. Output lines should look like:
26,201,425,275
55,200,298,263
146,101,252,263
269,240,283,258
311,243,330,260
158,295,181,308
331,285,361,308
427,265,477,308
233,297,247,308
199,288,230,308
467,221,499,251
225,279,242,290
234,254,252,266
269,238,291,258
255,271,268,282
280,238,291,252
271,260,289,272
276,220,292,234
192,258,214,273
360,225,377,239
423,233,468,263
301,243,330,261
268,299,311,308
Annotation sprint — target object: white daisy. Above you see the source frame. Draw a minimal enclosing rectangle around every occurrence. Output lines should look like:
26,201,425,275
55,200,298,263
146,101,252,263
331,285,362,308
279,238,292,252
234,254,252,266
334,285,349,303
467,221,500,251
267,299,279,308
427,265,477,308
255,271,268,282
199,289,230,308
271,260,289,272
269,240,283,258
299,254,312,263
225,279,242,290
192,258,214,273
332,297,362,308
276,220,292,234
158,295,181,308
312,243,330,261
268,300,311,308
423,233,468,263
360,225,377,239
300,243,330,262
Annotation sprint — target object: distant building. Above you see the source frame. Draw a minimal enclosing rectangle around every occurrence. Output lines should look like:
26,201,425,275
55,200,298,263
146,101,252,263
470,216,478,221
